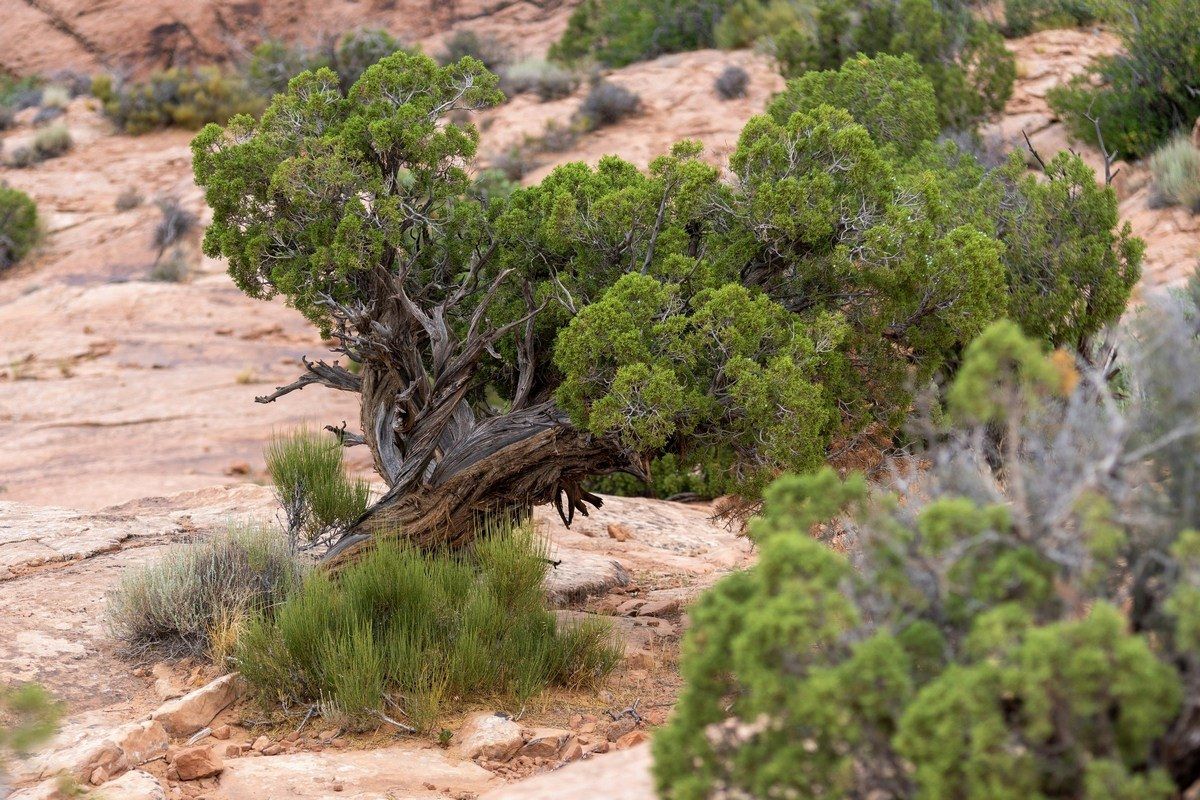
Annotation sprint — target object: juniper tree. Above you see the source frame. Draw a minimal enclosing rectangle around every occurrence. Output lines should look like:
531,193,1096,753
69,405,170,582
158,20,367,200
193,52,1137,560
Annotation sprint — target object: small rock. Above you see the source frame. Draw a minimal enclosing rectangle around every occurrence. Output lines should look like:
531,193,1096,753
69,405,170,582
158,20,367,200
516,728,572,759
568,714,583,729
624,649,657,670
637,598,681,617
318,728,338,741
251,736,269,752
225,462,251,476
262,744,283,756
590,740,610,754
100,769,166,800
456,712,524,761
616,599,645,616
211,725,231,740
332,782,344,792
221,743,244,758
606,718,637,742
331,738,347,749
172,745,224,781
284,731,300,743
616,730,649,750
90,766,109,785
606,523,633,541
560,741,584,763
151,674,244,737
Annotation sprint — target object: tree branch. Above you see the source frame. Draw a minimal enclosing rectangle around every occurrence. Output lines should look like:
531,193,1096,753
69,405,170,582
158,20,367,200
255,357,363,404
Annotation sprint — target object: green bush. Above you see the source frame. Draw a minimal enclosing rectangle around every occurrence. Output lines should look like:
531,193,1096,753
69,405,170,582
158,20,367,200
714,0,817,49
438,30,510,72
1048,0,1200,160
587,453,730,500
244,39,331,97
713,64,749,100
1002,0,1111,35
236,524,619,730
335,29,412,90
266,428,371,546
93,67,265,134
1,684,60,764
550,0,738,67
1149,133,1200,212
10,124,74,166
655,307,1200,798
0,185,38,273
577,80,641,130
106,525,301,658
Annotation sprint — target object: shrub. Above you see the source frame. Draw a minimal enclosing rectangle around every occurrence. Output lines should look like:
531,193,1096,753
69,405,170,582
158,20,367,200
0,684,60,764
31,106,64,126
39,85,71,110
713,64,749,100
587,453,730,500
536,120,581,152
0,185,38,273
244,39,331,97
1003,0,1111,36
501,58,577,101
114,186,143,212
656,302,1200,798
438,30,510,72
236,524,619,729
0,106,13,131
151,197,197,261
471,168,519,204
713,0,817,49
489,144,539,182
93,67,265,135
577,80,641,130
30,124,71,161
106,525,301,658
335,29,410,90
550,0,738,67
1149,133,1200,212
1048,0,1200,159
265,428,371,547
148,249,189,282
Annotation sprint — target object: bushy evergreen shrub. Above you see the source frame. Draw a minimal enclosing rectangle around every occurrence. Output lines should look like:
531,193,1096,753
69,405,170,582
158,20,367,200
438,30,510,72
713,64,749,100
1002,0,1111,36
1048,0,1200,160
656,294,1200,797
0,185,38,273
106,525,301,658
577,80,641,130
550,0,738,67
236,525,619,729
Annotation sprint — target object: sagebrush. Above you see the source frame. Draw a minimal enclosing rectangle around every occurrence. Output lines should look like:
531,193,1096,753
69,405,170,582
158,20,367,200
1149,133,1200,212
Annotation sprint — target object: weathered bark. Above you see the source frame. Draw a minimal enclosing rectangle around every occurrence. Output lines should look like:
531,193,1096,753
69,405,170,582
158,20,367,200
323,402,632,568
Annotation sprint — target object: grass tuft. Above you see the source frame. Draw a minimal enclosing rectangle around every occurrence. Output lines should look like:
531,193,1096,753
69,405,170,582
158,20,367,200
1149,133,1200,213
266,428,371,547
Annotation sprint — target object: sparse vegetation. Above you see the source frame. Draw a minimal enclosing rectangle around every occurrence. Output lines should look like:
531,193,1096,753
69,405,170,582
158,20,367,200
0,683,60,765
1003,0,1112,35
577,80,641,130
92,67,265,135
243,39,331,97
335,29,412,90
438,30,510,72
1048,0,1200,159
501,57,577,101
0,185,38,274
235,524,619,730
550,0,737,67
151,197,197,263
106,525,301,659
114,186,143,212
265,428,371,548
713,64,749,100
38,85,70,110
656,289,1200,797
1149,133,1200,212
148,249,190,282
8,124,72,167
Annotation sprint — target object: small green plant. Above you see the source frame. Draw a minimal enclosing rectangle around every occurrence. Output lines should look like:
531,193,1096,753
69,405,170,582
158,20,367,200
1149,133,1200,212
1,683,61,780
106,525,301,658
148,248,190,282
236,523,619,730
265,428,371,547
39,85,71,110
335,29,411,90
713,64,749,100
577,80,641,131
0,185,38,273
501,58,577,101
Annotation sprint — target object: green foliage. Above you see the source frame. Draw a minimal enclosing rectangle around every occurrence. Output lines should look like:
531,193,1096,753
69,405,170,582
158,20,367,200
244,39,331,97
1002,0,1113,36
774,0,1015,131
0,184,38,272
106,525,301,658
236,524,619,729
1149,133,1200,212
93,67,265,134
550,0,737,67
587,452,730,499
766,52,938,156
655,318,1200,798
0,684,60,763
335,29,411,90
501,58,578,101
438,30,510,72
1048,0,1200,159
265,428,371,545
713,0,817,50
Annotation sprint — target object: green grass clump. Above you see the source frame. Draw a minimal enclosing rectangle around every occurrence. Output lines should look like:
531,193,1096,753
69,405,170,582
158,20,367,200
1149,133,1200,213
236,524,620,731
266,428,371,545
106,525,301,659
0,185,38,273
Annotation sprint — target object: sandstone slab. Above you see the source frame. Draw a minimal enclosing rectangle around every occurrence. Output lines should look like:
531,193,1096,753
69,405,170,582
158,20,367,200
457,713,524,761
479,745,654,800
172,744,223,780
151,673,242,736
99,768,166,799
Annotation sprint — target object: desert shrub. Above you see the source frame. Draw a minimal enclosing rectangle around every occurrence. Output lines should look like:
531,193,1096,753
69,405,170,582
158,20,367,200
501,58,577,101
243,39,331,97
767,52,937,155
489,144,539,182
31,106,64,126
713,64,749,100
1149,133,1200,212
148,249,190,282
93,67,265,134
29,124,71,161
0,75,43,111
151,196,197,260
714,0,817,49
266,428,371,547
776,0,1014,131
587,453,730,500
438,30,510,72
236,524,619,729
6,146,36,169
107,525,301,658
38,85,71,110
1048,0,1200,160
1003,0,1111,35
471,168,519,204
550,0,737,67
335,29,411,90
656,298,1200,797
536,120,582,152
0,185,38,273
0,106,12,131
114,186,143,212
0,684,60,770
577,80,641,130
